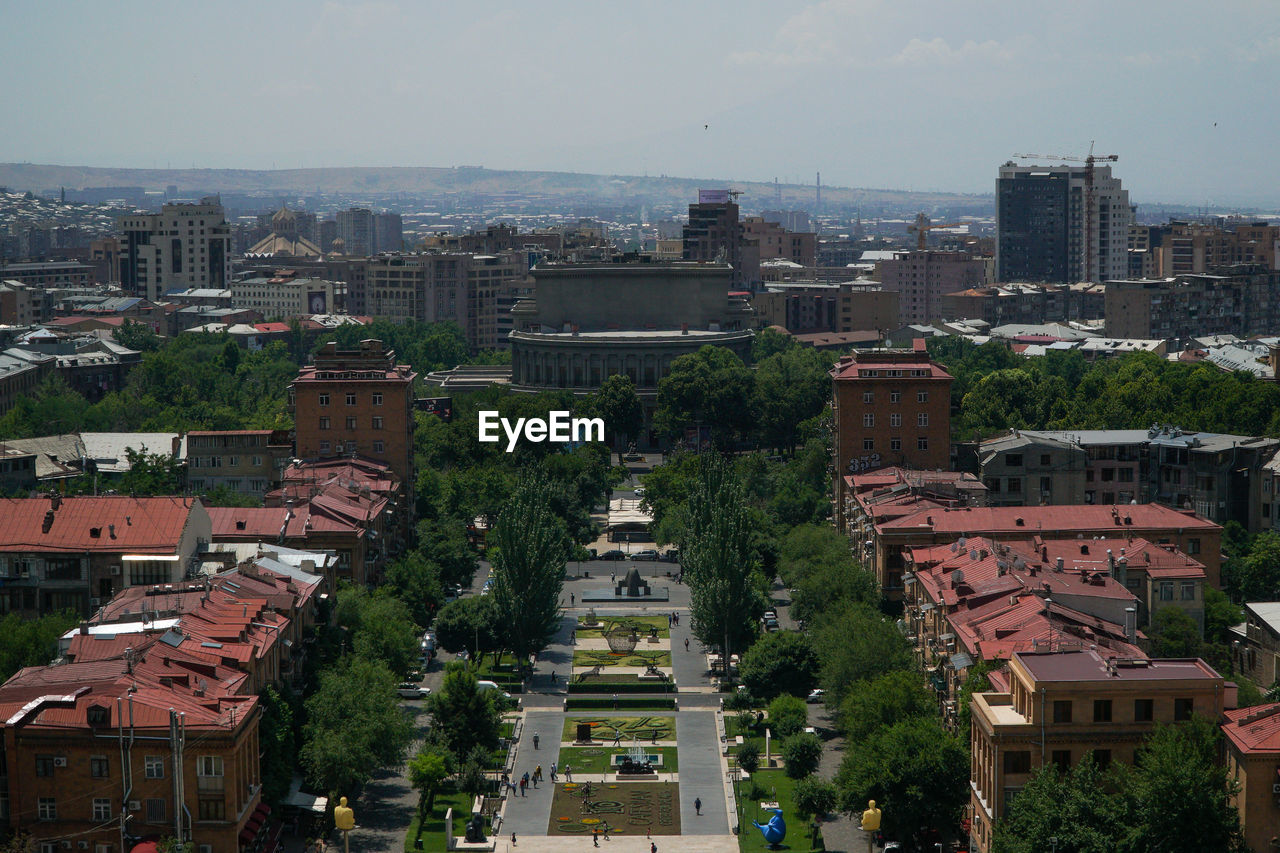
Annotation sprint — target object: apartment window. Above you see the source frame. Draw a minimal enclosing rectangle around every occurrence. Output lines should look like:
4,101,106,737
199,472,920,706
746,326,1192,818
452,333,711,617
917,438,929,451
197,755,223,777
40,844,55,853
890,413,902,428
1101,467,1115,482
1174,698,1194,721
1093,699,1112,722
1181,581,1197,600
863,413,874,428
1007,478,1022,493
917,413,929,427
863,439,875,451
372,416,383,430
346,416,357,430
146,798,166,824
917,391,928,403
1187,538,1201,555
198,799,225,821
372,393,383,406
346,392,356,405
145,755,164,779
1051,750,1071,772
372,440,385,453
35,754,53,777
1092,749,1112,770
1040,476,1052,494
319,417,330,430
96,845,112,853
1002,750,1031,774
228,456,238,467
93,798,112,821
319,441,331,453
890,391,900,403
863,391,874,404
345,441,356,453
1006,454,1023,467
38,798,56,820
91,755,109,777
1052,700,1072,723
1159,582,1174,601
1134,698,1154,722
318,393,329,406
1040,454,1051,466
890,439,901,451
1119,468,1134,482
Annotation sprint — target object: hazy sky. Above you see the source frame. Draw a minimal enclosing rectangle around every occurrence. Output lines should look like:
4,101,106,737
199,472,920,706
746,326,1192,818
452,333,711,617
4,0,1279,206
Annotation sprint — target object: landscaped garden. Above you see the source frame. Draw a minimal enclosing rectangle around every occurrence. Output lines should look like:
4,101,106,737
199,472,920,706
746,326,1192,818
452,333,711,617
558,745,679,775
548,780,681,836
575,615,671,640
562,715,676,742
572,649,672,668
404,786,474,853
736,770,824,853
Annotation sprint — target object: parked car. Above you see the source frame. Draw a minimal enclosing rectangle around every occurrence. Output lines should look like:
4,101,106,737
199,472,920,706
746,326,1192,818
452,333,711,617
762,610,777,621
633,486,646,498
806,688,825,704
633,549,660,561
598,549,627,561
763,617,779,632
475,680,512,700
662,549,681,563
397,683,431,699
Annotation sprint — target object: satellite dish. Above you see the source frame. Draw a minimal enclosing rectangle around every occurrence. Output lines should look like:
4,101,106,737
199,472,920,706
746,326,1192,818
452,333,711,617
950,542,959,553
1014,557,1026,571
969,549,979,561
957,536,967,549
199,679,208,693
952,569,966,584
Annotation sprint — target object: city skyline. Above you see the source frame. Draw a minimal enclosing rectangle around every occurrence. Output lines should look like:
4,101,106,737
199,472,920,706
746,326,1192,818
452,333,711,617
4,0,1280,207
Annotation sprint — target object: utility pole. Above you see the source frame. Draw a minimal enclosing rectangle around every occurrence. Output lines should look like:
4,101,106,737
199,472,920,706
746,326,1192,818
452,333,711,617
119,695,136,853
170,709,186,849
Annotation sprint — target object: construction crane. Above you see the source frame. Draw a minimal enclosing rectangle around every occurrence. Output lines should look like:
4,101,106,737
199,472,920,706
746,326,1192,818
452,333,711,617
1014,142,1119,282
907,213,968,251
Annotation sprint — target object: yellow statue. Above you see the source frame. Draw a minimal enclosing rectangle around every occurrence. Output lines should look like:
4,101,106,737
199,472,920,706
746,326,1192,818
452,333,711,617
860,799,881,831
334,796,355,831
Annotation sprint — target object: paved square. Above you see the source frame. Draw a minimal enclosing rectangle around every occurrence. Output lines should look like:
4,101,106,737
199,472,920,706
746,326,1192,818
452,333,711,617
549,781,681,836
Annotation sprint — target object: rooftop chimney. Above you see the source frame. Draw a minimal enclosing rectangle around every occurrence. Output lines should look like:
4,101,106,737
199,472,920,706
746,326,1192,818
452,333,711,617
1055,557,1064,572
1124,607,1137,645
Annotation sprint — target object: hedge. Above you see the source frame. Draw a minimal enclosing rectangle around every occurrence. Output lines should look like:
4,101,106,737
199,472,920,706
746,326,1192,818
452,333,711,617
565,697,677,710
567,680,675,694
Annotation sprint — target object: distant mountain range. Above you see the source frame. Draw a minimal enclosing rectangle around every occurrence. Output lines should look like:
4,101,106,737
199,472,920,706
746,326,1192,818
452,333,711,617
0,162,994,216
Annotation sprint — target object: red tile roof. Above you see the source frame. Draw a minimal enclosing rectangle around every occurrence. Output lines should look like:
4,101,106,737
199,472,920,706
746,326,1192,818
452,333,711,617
0,496,201,554
879,503,1220,535
1223,703,1280,754
254,322,290,333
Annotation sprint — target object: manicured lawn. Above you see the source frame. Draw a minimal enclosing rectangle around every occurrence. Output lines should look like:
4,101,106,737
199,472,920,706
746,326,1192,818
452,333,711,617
573,649,672,668
725,715,767,756
548,780,681,836
562,715,676,742
403,786,473,853
576,615,671,640
736,770,823,853
558,746,679,775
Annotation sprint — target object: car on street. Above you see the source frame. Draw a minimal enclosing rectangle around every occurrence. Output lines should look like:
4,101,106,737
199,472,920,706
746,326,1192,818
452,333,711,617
806,688,825,704
598,550,627,560
475,680,512,700
633,549,660,561
762,617,779,632
397,683,431,699
633,486,646,498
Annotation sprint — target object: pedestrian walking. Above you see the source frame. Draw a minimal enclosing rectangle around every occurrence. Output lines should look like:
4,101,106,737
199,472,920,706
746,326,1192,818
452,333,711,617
565,764,573,782
511,833,517,847
651,843,657,853
695,797,702,816
533,732,540,749
551,762,558,781
592,829,600,848
601,821,610,840
684,638,689,652
612,693,618,710
571,629,576,644
571,593,575,606
551,670,557,684
519,778,526,797
535,765,543,783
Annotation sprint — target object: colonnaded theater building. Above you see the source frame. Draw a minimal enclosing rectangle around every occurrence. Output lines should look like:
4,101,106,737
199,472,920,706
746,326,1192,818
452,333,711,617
509,257,753,444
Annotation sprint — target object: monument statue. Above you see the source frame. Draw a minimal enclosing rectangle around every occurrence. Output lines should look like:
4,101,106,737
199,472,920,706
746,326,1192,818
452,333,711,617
464,814,486,843
753,808,786,848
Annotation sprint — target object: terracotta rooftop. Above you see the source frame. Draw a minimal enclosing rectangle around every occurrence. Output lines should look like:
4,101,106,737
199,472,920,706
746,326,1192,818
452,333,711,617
879,503,1220,534
1223,703,1280,754
0,495,200,554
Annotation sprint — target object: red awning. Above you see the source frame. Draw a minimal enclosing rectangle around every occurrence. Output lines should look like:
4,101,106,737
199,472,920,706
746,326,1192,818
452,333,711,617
131,843,159,853
238,830,256,843
255,803,272,816
245,817,262,832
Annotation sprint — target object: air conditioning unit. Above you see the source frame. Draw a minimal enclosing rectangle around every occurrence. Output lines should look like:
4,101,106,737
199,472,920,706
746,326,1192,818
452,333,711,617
53,756,67,767
79,842,89,849
110,565,122,576
61,842,71,850
128,800,141,811
1272,783,1280,795
90,597,101,608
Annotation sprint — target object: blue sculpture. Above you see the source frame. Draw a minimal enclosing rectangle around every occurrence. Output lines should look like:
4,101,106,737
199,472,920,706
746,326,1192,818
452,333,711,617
753,808,786,848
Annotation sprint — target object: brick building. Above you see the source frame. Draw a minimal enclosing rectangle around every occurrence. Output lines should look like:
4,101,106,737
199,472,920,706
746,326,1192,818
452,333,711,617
875,250,989,324
1222,702,1280,853
968,649,1226,852
290,339,416,486
830,341,954,531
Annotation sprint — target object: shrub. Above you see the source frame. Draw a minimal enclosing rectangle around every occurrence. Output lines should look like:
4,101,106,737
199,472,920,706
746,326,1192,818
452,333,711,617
768,694,808,739
793,776,837,818
724,688,757,710
782,732,822,779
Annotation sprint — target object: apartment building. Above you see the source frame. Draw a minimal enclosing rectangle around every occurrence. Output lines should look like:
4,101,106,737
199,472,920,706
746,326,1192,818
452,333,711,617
976,431,1089,506
0,495,212,617
0,347,55,414
0,260,94,288
1104,267,1279,345
875,250,989,324
117,200,232,302
751,282,899,335
830,341,954,530
968,649,1226,852
186,429,292,496
858,502,1222,602
1222,702,1280,853
228,272,343,319
290,339,416,485
683,190,760,290
742,216,817,266
938,282,1106,326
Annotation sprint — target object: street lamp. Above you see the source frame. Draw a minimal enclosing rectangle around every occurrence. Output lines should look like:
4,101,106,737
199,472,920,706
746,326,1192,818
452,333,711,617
1050,837,1059,853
